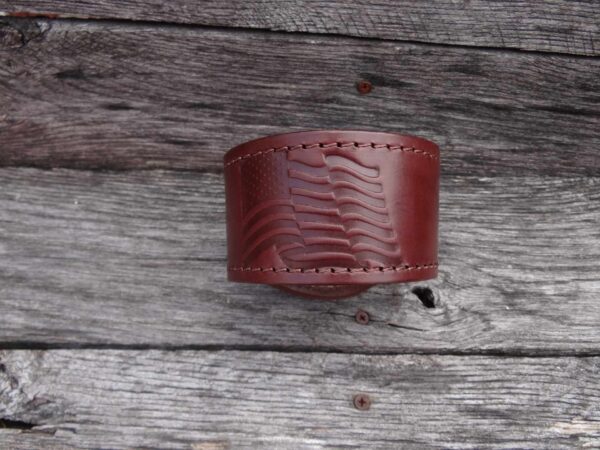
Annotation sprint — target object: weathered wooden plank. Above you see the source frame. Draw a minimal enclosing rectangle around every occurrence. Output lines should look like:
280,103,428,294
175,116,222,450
1,1,599,55
1,168,599,353
1,20,600,175
1,350,599,449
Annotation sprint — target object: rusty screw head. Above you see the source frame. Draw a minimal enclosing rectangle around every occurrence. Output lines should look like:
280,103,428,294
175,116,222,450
355,309,370,325
353,393,371,411
356,80,372,95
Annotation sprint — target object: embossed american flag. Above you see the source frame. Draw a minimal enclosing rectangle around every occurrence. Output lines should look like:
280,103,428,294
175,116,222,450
239,146,400,269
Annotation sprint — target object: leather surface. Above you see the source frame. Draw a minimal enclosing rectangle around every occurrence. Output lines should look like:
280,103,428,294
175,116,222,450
224,130,439,295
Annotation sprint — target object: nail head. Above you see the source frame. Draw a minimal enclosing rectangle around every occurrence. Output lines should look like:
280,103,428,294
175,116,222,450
353,393,371,410
355,309,370,325
356,80,373,94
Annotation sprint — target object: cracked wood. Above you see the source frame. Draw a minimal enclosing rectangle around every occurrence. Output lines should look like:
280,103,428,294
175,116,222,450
1,351,599,449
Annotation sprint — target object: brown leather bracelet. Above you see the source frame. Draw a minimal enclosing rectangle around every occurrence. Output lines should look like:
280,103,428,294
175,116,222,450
224,130,439,299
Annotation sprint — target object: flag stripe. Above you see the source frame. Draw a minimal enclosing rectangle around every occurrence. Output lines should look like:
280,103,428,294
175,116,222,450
241,198,293,228
290,187,335,201
241,227,302,262
242,212,297,245
335,196,389,215
326,155,379,177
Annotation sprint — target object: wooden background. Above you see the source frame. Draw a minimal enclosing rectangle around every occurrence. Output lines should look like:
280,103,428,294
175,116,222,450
0,1,599,449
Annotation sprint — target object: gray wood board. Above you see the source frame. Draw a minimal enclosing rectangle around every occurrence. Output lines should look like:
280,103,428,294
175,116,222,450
1,168,599,353
1,350,600,449
0,1,599,55
1,20,600,175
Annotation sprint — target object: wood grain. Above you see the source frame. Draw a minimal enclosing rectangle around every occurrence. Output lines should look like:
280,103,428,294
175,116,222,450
1,350,599,449
1,1,599,55
1,5,597,448
1,20,600,175
1,168,598,353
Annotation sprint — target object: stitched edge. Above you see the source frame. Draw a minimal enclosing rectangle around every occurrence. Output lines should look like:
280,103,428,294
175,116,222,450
224,142,438,168
228,263,438,274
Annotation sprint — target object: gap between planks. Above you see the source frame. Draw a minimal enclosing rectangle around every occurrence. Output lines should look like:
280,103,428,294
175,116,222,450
2,342,600,358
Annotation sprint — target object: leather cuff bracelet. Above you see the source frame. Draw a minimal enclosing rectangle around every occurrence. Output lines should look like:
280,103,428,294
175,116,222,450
224,130,439,299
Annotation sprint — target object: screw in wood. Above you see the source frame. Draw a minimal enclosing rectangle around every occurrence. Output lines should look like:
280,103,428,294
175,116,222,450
356,80,373,94
355,309,370,325
353,393,371,411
